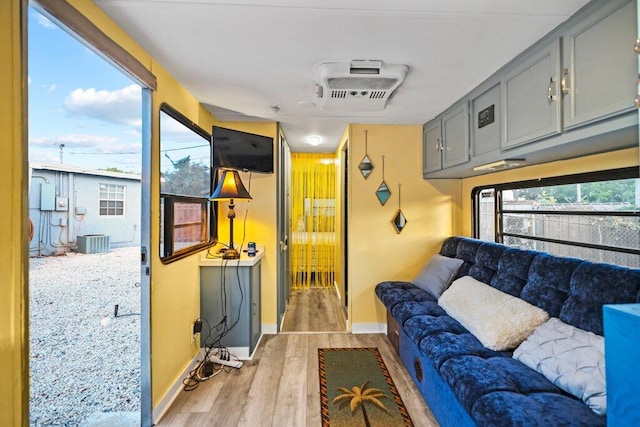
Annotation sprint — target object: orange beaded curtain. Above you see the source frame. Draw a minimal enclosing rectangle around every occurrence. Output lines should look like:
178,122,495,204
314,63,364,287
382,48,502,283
290,153,336,290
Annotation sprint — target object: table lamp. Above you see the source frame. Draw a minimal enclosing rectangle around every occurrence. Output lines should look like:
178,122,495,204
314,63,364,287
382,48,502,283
209,169,252,259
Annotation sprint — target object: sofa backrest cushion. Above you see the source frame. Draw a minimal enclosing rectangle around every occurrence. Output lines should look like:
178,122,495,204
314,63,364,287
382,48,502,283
561,262,640,335
520,253,582,319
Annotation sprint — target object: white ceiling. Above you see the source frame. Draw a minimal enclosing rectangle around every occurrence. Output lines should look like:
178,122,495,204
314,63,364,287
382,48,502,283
95,0,590,151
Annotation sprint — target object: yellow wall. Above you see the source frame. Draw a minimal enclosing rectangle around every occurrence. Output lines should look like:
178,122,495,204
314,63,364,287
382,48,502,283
459,147,640,237
0,1,29,425
347,124,461,328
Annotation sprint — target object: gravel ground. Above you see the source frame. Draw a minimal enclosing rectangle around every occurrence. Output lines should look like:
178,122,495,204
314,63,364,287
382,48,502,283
29,247,141,426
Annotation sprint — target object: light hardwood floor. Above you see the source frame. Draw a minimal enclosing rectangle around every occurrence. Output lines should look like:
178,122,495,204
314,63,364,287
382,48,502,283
281,288,347,332
158,333,438,426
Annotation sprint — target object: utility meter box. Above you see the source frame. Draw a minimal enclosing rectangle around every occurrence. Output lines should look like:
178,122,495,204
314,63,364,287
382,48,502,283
56,197,69,211
40,183,56,211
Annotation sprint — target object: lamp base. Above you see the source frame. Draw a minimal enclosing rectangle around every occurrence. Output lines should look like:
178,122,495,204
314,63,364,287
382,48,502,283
221,248,240,259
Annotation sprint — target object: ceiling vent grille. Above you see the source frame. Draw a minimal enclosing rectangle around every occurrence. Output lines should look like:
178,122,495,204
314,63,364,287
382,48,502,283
315,60,409,111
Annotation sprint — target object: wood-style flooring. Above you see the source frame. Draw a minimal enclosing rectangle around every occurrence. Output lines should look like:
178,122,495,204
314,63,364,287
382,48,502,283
281,288,347,332
157,333,438,426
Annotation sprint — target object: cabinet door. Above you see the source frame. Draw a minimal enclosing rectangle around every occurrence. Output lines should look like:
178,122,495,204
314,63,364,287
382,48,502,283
200,266,251,349
423,119,442,175
502,39,561,148
249,263,261,353
472,84,501,157
563,0,637,130
441,102,470,168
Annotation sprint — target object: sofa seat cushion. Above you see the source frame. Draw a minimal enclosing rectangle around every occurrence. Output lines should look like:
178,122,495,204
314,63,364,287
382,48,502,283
390,299,444,326
375,281,431,309
403,314,467,345
439,355,562,414
471,392,605,427
419,332,503,371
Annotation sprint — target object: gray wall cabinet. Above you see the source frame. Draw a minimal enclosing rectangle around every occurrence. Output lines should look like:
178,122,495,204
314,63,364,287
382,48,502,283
562,0,637,130
422,0,638,179
501,39,562,149
423,101,470,174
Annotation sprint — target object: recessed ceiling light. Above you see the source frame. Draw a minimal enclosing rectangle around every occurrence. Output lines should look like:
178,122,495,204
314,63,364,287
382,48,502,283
308,136,321,146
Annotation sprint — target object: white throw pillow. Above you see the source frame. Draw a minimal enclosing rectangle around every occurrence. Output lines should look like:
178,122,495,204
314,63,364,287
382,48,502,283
513,318,606,415
413,254,464,298
438,276,549,351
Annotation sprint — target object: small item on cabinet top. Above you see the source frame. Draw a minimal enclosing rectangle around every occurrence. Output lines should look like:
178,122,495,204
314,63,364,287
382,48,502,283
247,242,256,256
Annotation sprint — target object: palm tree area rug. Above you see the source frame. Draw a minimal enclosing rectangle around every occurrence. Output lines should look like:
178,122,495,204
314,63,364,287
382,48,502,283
318,347,413,427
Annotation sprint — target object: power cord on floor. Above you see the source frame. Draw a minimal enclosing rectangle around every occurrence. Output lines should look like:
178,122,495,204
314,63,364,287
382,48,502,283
182,317,241,391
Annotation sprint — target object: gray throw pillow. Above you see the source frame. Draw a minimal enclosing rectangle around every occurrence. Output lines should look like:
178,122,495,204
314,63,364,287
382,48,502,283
413,254,464,298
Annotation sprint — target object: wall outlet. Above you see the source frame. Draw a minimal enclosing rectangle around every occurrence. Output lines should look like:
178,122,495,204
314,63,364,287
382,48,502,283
191,319,202,344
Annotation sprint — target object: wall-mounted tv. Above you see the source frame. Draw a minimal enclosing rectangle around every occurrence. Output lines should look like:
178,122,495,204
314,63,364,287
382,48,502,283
212,126,274,173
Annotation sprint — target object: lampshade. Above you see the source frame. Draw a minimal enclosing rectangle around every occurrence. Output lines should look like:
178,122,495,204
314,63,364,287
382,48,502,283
209,169,252,200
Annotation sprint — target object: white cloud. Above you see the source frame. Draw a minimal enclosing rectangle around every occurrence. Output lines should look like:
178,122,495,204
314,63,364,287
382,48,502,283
28,76,32,85
42,84,57,92
36,14,57,30
30,134,120,150
30,133,141,163
64,84,142,127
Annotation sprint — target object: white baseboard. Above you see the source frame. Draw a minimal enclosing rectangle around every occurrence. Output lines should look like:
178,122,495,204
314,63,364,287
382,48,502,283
351,322,386,334
152,352,200,424
333,281,341,301
263,323,278,334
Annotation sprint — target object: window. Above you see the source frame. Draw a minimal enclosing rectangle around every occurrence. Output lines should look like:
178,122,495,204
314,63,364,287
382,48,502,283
473,168,640,268
159,103,214,262
99,183,125,216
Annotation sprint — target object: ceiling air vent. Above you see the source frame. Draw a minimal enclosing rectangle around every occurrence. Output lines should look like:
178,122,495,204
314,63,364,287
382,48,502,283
315,60,409,111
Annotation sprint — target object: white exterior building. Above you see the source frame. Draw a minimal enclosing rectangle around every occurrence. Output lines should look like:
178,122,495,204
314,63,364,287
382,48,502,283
29,163,141,256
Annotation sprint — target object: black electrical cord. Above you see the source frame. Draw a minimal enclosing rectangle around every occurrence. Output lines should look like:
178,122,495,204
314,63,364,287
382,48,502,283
183,317,228,391
185,171,254,391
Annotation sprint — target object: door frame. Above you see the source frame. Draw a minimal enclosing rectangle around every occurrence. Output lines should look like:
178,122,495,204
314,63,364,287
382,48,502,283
276,130,291,330
27,2,154,425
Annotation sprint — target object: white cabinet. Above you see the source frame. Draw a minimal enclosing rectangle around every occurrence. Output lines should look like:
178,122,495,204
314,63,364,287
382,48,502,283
423,101,470,175
502,39,562,149
562,0,637,130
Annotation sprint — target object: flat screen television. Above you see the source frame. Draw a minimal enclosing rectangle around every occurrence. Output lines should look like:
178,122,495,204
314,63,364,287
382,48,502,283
212,126,274,173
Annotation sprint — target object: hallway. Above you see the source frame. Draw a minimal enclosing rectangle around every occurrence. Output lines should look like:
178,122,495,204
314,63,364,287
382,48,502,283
281,288,347,332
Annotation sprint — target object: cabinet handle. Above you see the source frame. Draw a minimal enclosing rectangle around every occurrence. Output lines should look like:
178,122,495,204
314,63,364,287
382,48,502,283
635,94,640,109
253,302,257,316
561,68,570,95
634,39,640,55
547,77,556,102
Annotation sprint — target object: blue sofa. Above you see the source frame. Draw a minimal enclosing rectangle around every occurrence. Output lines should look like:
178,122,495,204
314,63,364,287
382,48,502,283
375,236,640,426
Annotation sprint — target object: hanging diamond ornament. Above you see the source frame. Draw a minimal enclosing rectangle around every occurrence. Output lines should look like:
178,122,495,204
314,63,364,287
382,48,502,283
376,155,391,205
358,129,374,179
393,183,407,233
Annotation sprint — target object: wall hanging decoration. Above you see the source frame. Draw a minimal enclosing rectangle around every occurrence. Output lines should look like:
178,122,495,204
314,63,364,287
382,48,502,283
375,155,391,205
358,129,374,179
392,183,407,233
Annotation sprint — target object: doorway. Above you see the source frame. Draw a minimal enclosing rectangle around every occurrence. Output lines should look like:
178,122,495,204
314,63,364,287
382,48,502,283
281,153,346,332
27,5,151,426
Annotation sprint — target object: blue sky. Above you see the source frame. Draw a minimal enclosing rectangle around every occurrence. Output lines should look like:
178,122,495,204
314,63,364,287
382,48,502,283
28,8,142,173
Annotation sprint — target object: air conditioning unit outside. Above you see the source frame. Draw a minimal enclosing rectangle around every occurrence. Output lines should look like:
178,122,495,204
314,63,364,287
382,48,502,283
77,234,111,254
315,60,409,111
